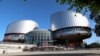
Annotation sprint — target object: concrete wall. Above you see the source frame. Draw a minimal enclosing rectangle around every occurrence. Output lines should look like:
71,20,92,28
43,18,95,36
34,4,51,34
0,43,36,54
0,49,22,54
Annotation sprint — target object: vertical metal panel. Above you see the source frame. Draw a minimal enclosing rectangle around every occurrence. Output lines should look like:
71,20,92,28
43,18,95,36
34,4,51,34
51,11,89,31
5,20,39,34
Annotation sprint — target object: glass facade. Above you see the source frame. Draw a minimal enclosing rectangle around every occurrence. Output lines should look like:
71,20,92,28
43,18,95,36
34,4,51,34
25,29,53,46
4,34,25,43
54,27,91,38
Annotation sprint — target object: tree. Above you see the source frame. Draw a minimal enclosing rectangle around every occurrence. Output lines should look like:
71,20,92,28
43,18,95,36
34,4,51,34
57,0,100,36
88,42,100,48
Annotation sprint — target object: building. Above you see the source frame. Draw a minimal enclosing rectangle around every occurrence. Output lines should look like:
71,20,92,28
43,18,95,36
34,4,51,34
51,11,92,48
25,29,53,46
1,10,92,51
3,20,38,43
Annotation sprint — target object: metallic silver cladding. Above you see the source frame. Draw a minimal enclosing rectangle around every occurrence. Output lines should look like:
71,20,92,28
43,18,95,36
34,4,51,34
51,11,89,31
5,20,39,34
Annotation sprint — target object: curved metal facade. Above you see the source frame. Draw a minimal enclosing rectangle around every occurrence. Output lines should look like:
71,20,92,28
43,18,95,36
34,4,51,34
25,29,52,46
53,27,91,41
51,11,89,31
51,11,91,41
5,20,38,34
4,20,38,42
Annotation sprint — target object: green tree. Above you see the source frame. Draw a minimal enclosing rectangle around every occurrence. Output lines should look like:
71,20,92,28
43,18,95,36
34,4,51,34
89,42,100,48
57,0,100,36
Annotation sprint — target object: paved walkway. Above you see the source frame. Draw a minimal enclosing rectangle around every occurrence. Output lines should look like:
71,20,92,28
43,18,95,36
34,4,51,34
0,49,100,56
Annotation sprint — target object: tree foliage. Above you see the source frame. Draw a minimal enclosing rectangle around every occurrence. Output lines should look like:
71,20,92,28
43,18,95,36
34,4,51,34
57,0,100,36
88,42,100,48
